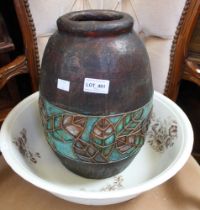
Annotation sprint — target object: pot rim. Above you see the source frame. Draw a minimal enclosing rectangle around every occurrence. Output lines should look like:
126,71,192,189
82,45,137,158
57,10,133,36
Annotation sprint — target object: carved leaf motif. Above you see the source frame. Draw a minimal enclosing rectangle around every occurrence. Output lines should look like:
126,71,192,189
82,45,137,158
141,108,152,134
116,134,144,154
90,118,115,158
91,118,115,140
116,110,144,138
73,140,107,163
39,97,46,124
62,115,87,138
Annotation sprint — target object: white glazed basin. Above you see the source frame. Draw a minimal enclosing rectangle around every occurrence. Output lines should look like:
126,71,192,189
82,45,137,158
0,91,193,205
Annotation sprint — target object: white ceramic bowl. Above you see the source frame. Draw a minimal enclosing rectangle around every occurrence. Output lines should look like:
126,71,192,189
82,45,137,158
0,91,193,205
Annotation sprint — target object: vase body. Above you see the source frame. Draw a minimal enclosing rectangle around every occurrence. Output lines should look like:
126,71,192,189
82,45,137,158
39,10,153,179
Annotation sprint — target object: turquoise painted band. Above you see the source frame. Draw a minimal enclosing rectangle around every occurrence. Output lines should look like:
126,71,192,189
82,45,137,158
39,97,153,163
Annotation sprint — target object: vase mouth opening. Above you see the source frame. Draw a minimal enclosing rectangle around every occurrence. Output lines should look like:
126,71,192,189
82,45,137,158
57,10,133,36
70,13,123,22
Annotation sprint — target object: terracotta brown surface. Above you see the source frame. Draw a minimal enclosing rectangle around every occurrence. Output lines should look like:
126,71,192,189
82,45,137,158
39,10,153,179
40,10,153,115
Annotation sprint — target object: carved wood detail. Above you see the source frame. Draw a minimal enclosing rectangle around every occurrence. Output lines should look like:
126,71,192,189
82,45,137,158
164,0,200,101
183,59,200,86
0,55,28,89
13,0,40,91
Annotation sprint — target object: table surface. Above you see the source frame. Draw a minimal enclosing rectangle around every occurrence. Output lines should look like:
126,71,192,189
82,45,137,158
0,155,200,210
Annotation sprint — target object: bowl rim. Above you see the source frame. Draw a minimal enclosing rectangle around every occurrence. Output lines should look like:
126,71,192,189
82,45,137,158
0,91,194,201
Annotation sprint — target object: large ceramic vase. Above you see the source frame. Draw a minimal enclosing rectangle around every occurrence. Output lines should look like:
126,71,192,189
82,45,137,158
39,10,153,179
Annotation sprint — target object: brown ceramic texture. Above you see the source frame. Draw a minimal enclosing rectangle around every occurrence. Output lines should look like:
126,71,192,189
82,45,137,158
39,10,153,178
40,10,153,115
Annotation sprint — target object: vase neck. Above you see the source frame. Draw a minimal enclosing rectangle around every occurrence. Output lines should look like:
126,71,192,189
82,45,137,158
57,10,133,37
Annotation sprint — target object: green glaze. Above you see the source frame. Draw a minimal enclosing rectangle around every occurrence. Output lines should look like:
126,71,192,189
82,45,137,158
39,97,153,163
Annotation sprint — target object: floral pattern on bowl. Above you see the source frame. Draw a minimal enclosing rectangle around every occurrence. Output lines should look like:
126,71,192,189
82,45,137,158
13,128,41,164
0,91,193,205
147,114,178,153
